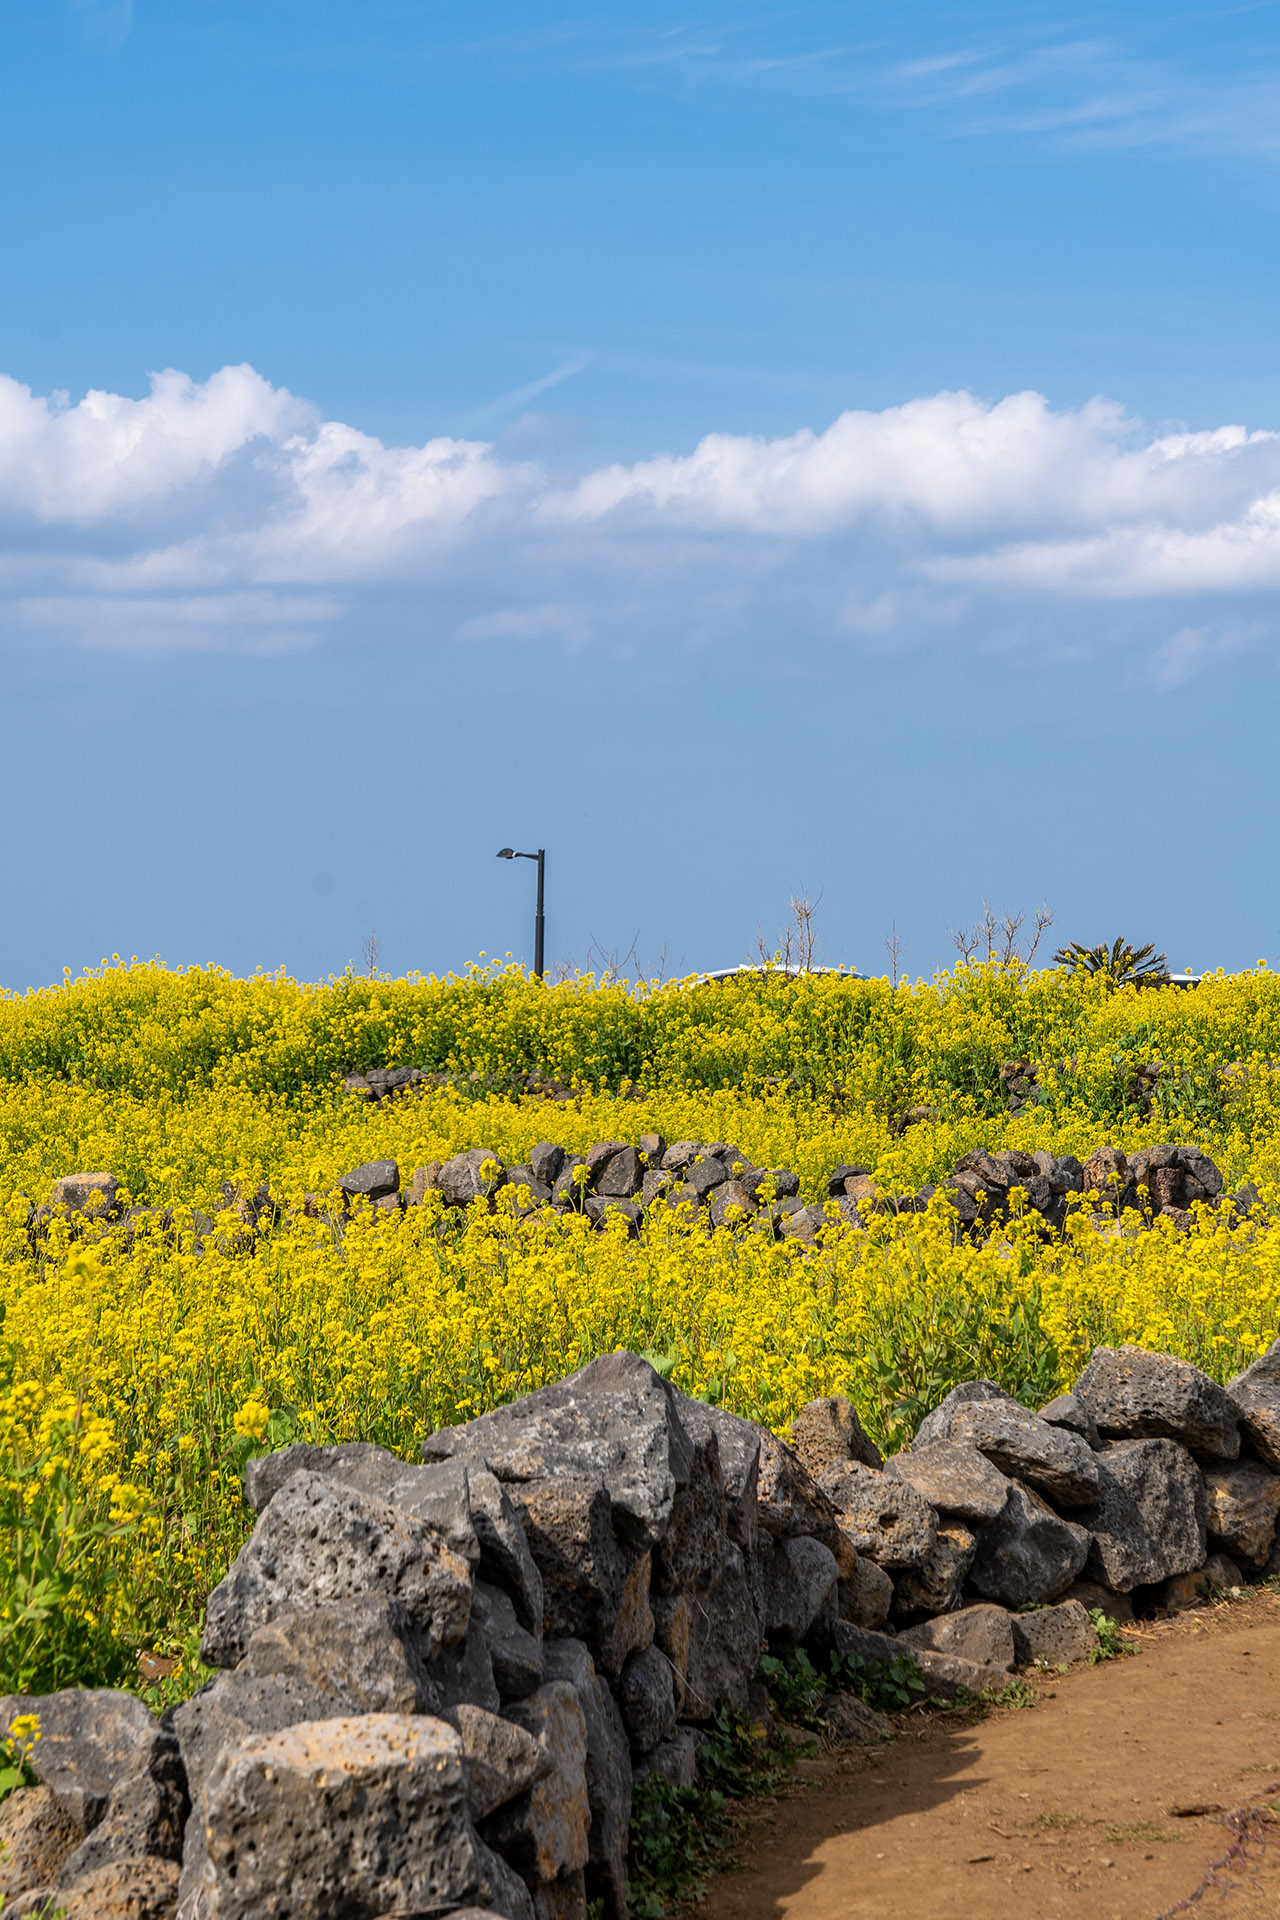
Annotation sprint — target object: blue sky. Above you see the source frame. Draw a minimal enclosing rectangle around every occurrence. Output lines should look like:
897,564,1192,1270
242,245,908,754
2,1,1280,989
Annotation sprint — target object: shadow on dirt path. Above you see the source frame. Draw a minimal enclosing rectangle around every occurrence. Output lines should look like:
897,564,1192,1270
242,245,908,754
711,1588,1280,1920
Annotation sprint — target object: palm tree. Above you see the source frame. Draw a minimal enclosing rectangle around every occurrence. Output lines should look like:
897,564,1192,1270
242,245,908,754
1052,937,1169,988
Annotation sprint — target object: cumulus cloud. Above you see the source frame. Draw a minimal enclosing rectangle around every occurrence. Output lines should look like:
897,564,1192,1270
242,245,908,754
2,363,1279,667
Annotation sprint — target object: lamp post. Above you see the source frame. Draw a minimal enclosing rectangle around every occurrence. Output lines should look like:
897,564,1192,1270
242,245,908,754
496,847,546,980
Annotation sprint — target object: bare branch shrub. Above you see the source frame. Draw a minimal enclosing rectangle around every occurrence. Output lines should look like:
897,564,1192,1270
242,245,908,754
948,899,1054,969
885,919,905,987
755,888,823,972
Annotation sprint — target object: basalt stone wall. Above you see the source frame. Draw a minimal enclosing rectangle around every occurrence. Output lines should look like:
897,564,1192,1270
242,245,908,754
5,1338,1280,1920
34,1137,1258,1254
329,1136,1255,1243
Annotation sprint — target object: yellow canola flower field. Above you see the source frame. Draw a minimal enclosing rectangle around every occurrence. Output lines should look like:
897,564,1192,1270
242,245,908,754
3,955,1280,1681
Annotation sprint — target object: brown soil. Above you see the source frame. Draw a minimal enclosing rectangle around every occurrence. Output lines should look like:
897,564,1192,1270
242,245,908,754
713,1589,1280,1920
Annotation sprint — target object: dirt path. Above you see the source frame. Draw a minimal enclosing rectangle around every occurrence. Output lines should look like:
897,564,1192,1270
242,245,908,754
714,1590,1280,1920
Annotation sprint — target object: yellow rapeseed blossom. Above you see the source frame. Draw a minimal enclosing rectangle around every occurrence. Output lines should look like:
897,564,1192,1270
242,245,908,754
2,955,1280,1661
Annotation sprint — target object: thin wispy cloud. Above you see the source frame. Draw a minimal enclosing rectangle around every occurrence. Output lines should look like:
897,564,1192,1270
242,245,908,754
2,363,1279,680
458,357,593,428
440,8,1280,160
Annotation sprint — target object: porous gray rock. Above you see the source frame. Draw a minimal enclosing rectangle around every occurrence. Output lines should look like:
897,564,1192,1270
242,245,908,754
337,1159,400,1202
890,1523,977,1617
898,1603,1015,1674
423,1352,694,1550
1175,1144,1224,1199
1074,1346,1240,1462
408,1163,444,1204
456,1464,545,1634
1063,1578,1135,1623
199,1713,483,1920
591,1152,640,1198
653,1430,726,1594
171,1668,361,1917
789,1396,883,1476
683,1155,729,1199
778,1203,828,1243
482,1683,590,1886
60,1858,180,1920
1165,1554,1244,1610
438,1148,507,1206
472,1581,543,1700
240,1593,437,1714
677,1402,760,1550
0,1691,176,1836
709,1181,756,1227
530,1142,566,1189
649,1592,691,1715
507,1167,554,1209
505,1477,650,1670
199,1470,473,1669
1011,1600,1097,1669
244,1439,408,1517
660,1140,700,1172
244,1446,540,1618
754,1429,843,1540
914,1380,1016,1450
1201,1459,1280,1568
539,1641,633,1920
837,1556,893,1629
615,1646,676,1754
1037,1393,1102,1451
968,1481,1090,1607
530,1869,587,1920
632,1730,699,1792
882,1442,1010,1525
57,1736,188,1884
584,1195,642,1234
475,1840,538,1920
1228,1336,1280,1471
50,1172,119,1216
1082,1145,1131,1200
440,1701,553,1821
0,1788,85,1904
1079,1439,1207,1591
421,1616,502,1716
587,1144,642,1198
925,1400,1100,1507
759,1535,839,1648
552,1157,589,1209
816,1462,938,1571
639,1169,675,1207
681,1547,763,1720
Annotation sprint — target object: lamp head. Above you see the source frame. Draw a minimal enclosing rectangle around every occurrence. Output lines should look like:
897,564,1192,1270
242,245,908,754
496,847,515,859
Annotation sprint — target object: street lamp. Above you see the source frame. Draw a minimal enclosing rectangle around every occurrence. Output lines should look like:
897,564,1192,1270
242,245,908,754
496,847,546,980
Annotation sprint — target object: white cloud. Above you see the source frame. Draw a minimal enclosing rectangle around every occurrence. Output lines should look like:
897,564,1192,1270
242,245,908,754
2,363,1280,674
545,393,1278,538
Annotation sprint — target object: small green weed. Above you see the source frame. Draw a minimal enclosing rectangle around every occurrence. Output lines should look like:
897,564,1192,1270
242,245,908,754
1088,1610,1137,1663
832,1648,927,1713
979,1678,1043,1711
626,1706,795,1917
758,1644,926,1727
1031,1809,1085,1831
1104,1818,1183,1845
757,1648,828,1728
